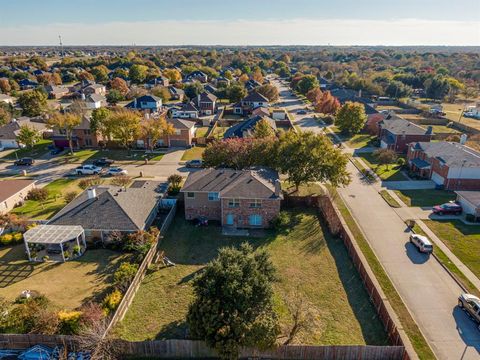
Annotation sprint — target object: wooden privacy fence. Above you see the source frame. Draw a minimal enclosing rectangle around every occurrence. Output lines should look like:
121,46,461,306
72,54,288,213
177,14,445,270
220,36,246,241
104,201,178,335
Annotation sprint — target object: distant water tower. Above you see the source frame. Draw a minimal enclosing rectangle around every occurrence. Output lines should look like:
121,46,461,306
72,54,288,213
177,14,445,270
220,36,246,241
58,35,64,57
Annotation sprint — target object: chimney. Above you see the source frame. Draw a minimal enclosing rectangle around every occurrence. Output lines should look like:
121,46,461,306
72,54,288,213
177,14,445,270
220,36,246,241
426,126,433,135
197,93,201,106
134,98,138,108
274,179,282,197
81,93,86,101
87,187,96,199
460,133,468,145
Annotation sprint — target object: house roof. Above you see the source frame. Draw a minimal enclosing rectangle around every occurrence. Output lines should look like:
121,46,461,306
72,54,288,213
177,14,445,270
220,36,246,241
412,142,480,168
168,118,195,130
0,118,48,140
126,95,162,108
168,86,184,96
179,102,199,112
196,92,217,103
0,179,35,203
181,167,282,199
86,94,106,103
243,91,269,103
380,118,432,136
224,115,276,139
49,181,164,231
456,191,480,207
24,225,84,245
46,85,69,95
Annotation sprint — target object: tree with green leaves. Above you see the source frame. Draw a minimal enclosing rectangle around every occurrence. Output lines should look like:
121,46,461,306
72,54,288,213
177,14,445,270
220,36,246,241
184,81,204,99
385,80,412,99
257,84,279,102
18,89,48,116
187,243,279,359
140,117,175,151
109,110,141,149
47,113,82,154
335,101,367,135
90,107,112,142
296,75,319,95
274,131,350,191
151,86,171,102
106,89,124,104
16,125,41,149
254,118,275,138
128,64,148,84
373,148,397,170
225,83,247,103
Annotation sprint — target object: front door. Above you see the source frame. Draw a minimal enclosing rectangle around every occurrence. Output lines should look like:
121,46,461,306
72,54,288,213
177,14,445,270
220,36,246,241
226,214,234,226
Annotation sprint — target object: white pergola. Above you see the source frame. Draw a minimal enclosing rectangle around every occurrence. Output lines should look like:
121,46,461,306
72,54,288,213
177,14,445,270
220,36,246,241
23,225,86,262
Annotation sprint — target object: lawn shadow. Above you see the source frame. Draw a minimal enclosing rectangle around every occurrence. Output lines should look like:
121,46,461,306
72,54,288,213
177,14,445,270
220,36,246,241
0,262,35,288
155,320,189,340
177,268,204,285
447,220,480,236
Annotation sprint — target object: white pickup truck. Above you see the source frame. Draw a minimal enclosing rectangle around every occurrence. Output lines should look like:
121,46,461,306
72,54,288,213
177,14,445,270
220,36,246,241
75,164,103,175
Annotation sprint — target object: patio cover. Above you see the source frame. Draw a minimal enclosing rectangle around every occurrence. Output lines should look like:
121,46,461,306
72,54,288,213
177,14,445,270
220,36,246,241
411,157,431,169
24,225,84,244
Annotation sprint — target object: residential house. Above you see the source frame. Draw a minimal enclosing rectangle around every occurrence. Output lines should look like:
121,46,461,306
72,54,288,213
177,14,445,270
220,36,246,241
407,141,480,190
45,85,70,99
18,79,39,90
145,76,169,89
181,167,283,228
85,94,107,109
0,179,36,214
192,92,217,116
216,76,231,87
318,76,332,90
52,116,101,149
48,181,165,240
184,71,208,83
224,115,276,139
271,108,288,120
378,118,433,153
0,94,14,105
252,107,270,118
0,117,49,149
82,83,106,96
204,84,217,95
126,95,163,112
245,79,262,92
163,118,196,147
455,191,480,221
172,102,199,119
168,86,185,101
233,91,269,115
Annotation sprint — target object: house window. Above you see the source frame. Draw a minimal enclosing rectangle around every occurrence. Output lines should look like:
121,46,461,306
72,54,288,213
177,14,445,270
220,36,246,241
249,214,262,226
228,198,240,208
186,192,195,199
175,129,181,135
249,199,262,208
84,129,91,135
85,138,92,146
208,192,219,201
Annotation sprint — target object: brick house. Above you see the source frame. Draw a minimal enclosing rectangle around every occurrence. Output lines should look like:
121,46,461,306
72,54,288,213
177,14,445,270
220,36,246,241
378,118,433,153
192,92,217,116
0,179,36,214
0,117,50,149
223,115,276,139
126,95,163,113
184,71,208,83
233,91,269,115
181,168,283,228
407,141,480,190
52,116,102,149
141,118,195,148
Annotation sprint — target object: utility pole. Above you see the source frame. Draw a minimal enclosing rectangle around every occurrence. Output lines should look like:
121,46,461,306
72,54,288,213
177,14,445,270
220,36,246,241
58,35,64,57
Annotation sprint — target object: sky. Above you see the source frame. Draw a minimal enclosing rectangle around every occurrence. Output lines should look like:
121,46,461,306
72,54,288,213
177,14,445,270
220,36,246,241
1,0,479,46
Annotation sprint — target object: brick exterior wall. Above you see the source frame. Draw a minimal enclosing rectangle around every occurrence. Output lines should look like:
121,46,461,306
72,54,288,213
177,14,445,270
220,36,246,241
380,129,432,153
184,193,222,221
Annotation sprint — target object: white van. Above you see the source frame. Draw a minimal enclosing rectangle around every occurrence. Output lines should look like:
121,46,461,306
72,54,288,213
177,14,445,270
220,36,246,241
409,234,433,254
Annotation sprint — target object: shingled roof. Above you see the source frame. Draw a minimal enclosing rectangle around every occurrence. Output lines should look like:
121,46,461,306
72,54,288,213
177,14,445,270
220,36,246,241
380,118,432,136
412,142,480,169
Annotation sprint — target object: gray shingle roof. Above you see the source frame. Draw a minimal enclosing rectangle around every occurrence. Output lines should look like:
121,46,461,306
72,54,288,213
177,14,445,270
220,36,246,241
243,91,269,103
380,118,431,136
456,191,480,207
224,115,276,139
414,141,480,168
181,167,282,199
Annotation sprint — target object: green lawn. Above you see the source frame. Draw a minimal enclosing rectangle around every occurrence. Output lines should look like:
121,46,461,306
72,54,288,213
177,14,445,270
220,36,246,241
57,149,164,164
210,126,229,139
393,189,456,207
195,127,209,138
11,178,81,220
181,146,205,161
0,245,129,310
379,190,401,208
424,220,480,279
115,211,388,345
356,153,408,181
329,128,376,149
2,139,52,160
282,182,324,196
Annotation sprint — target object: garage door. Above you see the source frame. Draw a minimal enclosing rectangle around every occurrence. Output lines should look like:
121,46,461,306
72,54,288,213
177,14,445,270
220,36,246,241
169,139,187,147
431,171,445,186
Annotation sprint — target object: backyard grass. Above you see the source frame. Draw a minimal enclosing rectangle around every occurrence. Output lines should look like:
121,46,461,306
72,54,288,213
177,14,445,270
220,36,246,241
328,186,435,359
379,190,401,208
429,125,460,134
281,182,324,196
2,139,52,160
181,146,205,161
393,189,456,207
423,220,480,279
210,126,229,139
116,210,388,345
0,245,129,309
195,127,209,138
356,153,408,181
11,178,81,220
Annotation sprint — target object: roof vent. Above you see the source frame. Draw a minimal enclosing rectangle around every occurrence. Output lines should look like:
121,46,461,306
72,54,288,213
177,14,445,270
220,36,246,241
87,188,96,199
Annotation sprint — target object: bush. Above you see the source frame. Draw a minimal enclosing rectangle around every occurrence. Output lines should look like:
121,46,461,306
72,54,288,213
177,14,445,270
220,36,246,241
79,176,101,190
73,245,81,256
113,262,139,291
0,233,13,246
123,229,158,260
111,175,131,187
63,250,71,259
58,310,83,334
12,232,23,243
397,158,406,167
79,302,104,328
102,289,123,314
322,115,335,125
64,191,78,203
271,211,300,233
26,187,49,201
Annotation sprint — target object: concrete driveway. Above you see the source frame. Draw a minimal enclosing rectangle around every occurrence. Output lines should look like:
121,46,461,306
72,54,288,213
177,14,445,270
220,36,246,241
338,162,480,360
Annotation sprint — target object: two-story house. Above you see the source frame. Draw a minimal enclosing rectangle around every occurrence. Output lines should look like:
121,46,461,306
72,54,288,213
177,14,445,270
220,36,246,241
233,91,269,116
172,102,199,119
181,167,283,228
52,116,102,149
192,92,217,116
184,71,208,83
126,95,163,112
378,118,433,153
223,115,277,139
407,141,480,190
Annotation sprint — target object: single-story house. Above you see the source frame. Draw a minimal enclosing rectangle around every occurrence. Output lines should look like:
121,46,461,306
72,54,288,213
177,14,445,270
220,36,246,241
0,118,50,149
126,95,163,112
18,79,39,90
0,179,36,214
184,71,208,83
45,85,70,99
407,141,480,190
378,118,433,153
455,191,480,220
224,115,276,139
48,181,165,240
181,167,283,228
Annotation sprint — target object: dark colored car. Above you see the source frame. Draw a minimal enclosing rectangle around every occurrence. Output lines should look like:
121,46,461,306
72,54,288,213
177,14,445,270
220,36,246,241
458,293,480,330
14,157,35,166
432,202,462,215
93,157,115,167
185,159,203,168
296,109,307,115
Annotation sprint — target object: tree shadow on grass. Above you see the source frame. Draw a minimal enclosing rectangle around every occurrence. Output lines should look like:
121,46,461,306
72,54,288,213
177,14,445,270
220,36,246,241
155,319,189,340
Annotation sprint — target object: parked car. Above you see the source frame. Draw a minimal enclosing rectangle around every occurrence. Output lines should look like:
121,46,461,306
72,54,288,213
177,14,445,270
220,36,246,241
432,201,462,215
409,234,433,254
296,109,307,115
185,159,203,168
14,157,34,166
458,293,480,330
93,157,114,167
75,164,102,175
106,167,128,176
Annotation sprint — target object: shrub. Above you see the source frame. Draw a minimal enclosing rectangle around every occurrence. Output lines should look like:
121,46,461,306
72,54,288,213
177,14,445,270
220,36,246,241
64,191,78,203
26,187,49,201
397,158,406,167
79,302,105,328
322,115,335,125
271,211,300,233
12,232,23,243
102,289,122,314
111,175,131,187
58,310,83,334
113,262,139,291
79,176,101,190
123,229,158,260
0,233,13,246
63,250,71,259
73,245,81,256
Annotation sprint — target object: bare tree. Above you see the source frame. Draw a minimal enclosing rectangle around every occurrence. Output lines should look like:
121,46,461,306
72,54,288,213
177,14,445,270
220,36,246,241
78,319,121,360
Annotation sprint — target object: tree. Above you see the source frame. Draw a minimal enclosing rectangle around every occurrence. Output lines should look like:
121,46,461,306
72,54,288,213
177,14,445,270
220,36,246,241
306,87,322,103
91,65,109,82
78,71,94,81
109,110,141,149
424,75,450,100
335,102,367,135
0,78,11,93
167,174,183,192
47,113,82,154
252,68,264,83
296,75,319,95
314,91,341,115
225,83,247,102
187,243,279,359
18,89,47,116
140,117,174,151
238,73,249,83
109,77,129,96
274,131,350,190
184,81,204,99
257,84,279,102
16,125,40,149
254,119,275,138
385,80,412,99
106,89,124,104
151,86,171,102
163,68,182,83
0,103,12,126
129,64,148,84
373,148,397,170
90,107,112,141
